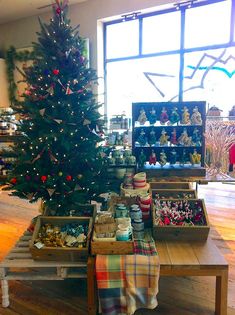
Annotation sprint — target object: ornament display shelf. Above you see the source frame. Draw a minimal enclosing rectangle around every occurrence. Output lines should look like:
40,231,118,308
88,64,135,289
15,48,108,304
132,101,206,177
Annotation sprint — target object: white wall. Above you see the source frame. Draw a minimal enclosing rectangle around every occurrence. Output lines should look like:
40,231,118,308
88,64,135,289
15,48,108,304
0,0,174,69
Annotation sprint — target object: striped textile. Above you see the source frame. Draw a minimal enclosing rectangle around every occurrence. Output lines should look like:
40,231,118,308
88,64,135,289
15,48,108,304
96,241,160,315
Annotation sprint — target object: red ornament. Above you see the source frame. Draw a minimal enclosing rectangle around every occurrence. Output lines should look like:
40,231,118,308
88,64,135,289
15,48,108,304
41,175,47,183
56,7,61,15
10,177,17,185
52,69,60,75
66,175,72,181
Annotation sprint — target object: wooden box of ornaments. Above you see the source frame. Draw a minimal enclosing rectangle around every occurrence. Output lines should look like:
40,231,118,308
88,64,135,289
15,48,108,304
132,101,206,177
152,197,210,241
29,216,93,261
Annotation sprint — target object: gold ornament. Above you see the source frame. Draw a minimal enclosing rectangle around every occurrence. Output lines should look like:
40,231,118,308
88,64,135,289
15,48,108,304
77,174,83,179
58,171,63,176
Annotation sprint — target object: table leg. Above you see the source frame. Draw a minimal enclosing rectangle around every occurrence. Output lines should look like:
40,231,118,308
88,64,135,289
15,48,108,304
87,256,97,315
1,280,9,307
215,269,228,315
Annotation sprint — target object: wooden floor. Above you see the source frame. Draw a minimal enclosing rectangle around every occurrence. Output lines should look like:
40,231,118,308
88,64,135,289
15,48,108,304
0,183,235,315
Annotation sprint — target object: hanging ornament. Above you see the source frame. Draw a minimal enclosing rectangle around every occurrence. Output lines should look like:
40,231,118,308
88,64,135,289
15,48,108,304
56,7,61,15
39,108,46,116
65,49,71,59
26,193,34,201
66,175,72,181
10,177,17,185
54,119,63,124
77,174,83,179
53,69,60,75
32,148,45,164
47,189,55,197
74,184,82,191
44,69,50,76
48,150,58,163
73,79,78,85
83,119,91,126
25,89,32,96
66,85,73,95
25,175,31,181
41,175,47,183
46,85,54,96
58,171,63,176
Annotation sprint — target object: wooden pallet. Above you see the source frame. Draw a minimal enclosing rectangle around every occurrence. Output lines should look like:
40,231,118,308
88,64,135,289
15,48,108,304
0,230,97,315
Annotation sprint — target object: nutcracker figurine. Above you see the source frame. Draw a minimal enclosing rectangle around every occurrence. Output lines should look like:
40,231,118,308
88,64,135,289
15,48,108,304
149,107,157,125
149,150,157,165
160,107,169,125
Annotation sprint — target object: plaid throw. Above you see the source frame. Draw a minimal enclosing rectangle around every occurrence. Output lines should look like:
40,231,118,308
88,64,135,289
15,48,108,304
96,241,160,315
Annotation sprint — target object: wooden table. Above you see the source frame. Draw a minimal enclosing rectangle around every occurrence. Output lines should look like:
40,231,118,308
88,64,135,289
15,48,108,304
157,238,229,315
0,230,97,315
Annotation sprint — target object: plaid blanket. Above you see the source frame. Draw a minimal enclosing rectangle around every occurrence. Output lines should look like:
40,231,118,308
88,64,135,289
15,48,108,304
96,240,160,315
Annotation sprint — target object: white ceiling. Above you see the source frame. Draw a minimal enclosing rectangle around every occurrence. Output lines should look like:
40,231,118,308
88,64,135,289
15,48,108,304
0,0,86,25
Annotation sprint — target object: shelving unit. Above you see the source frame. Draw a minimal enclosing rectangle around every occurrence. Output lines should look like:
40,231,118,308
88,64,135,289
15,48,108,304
132,101,206,177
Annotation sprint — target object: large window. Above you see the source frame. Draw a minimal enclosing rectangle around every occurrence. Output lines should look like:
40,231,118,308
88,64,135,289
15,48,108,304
104,0,235,119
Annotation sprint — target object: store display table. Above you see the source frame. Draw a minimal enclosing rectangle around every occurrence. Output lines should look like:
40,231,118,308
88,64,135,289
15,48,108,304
0,231,229,315
0,230,97,315
157,238,228,315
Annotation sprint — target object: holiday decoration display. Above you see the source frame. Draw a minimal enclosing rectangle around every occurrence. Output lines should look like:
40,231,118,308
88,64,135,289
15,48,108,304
149,107,157,125
149,150,157,165
191,106,202,125
169,107,180,125
159,107,168,125
6,1,108,215
159,128,169,146
181,106,191,125
149,128,157,146
132,102,206,176
137,107,147,125
152,198,210,240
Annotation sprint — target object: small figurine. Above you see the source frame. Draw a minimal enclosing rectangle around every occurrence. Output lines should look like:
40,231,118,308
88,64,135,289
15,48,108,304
169,107,180,125
159,128,169,146
159,149,167,167
160,107,169,125
138,150,146,168
178,128,191,146
190,149,201,165
137,107,147,125
170,149,178,165
191,106,202,125
149,107,157,125
192,128,202,146
180,149,188,165
149,128,157,146
128,155,136,165
181,106,191,125
137,129,148,146
149,150,157,165
170,128,178,146
115,134,123,146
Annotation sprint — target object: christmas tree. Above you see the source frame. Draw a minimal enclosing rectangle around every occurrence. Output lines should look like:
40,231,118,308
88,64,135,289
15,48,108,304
7,0,107,215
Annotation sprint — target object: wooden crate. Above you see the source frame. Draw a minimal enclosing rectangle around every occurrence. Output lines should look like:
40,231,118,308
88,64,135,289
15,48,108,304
150,181,192,190
91,233,134,255
91,196,137,255
152,199,210,241
41,202,96,220
29,216,92,261
151,188,197,199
